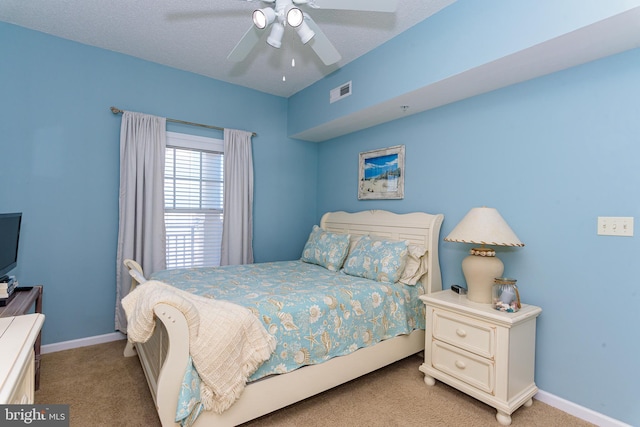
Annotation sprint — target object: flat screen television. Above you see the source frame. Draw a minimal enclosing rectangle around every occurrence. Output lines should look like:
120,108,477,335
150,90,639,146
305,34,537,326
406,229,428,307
0,212,22,282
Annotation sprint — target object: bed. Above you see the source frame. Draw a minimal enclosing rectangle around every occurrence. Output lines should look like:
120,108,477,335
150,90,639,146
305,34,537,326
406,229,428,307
122,209,444,427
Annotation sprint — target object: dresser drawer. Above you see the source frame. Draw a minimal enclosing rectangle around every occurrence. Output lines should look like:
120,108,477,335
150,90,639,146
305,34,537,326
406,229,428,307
432,308,496,359
432,340,495,394
7,349,34,404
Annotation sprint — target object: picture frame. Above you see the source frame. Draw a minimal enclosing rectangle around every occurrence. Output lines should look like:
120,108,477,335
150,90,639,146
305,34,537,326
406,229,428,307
358,145,405,200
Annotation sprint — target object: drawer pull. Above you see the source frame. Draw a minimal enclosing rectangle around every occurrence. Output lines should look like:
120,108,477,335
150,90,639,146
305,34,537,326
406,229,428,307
456,328,467,338
455,360,466,370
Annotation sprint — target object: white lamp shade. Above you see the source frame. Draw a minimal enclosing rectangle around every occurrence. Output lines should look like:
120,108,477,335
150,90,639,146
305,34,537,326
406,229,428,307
267,22,285,48
444,207,524,247
253,8,276,29
296,21,315,44
286,6,304,27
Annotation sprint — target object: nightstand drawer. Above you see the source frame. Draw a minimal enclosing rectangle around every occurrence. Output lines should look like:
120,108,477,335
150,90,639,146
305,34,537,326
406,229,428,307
432,340,495,394
432,308,495,359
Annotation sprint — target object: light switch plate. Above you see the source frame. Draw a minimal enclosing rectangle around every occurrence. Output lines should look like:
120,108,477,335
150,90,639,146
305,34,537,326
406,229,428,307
597,217,634,236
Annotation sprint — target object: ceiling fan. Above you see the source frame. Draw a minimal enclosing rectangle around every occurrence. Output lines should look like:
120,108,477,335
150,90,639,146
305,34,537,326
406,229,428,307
228,0,398,66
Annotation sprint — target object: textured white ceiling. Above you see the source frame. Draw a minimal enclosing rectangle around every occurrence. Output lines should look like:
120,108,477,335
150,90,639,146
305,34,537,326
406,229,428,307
0,0,455,97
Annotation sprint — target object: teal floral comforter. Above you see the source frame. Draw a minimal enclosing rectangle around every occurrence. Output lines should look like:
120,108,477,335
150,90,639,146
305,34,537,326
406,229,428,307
150,260,426,425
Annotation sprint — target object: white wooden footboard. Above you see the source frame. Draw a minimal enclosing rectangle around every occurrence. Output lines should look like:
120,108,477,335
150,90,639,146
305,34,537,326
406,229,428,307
126,303,191,426
216,328,424,426
130,302,425,427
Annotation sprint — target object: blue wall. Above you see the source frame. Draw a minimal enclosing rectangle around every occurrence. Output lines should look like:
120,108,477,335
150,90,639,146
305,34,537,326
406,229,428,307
3,2,640,424
0,22,318,345
316,48,640,426
288,0,640,137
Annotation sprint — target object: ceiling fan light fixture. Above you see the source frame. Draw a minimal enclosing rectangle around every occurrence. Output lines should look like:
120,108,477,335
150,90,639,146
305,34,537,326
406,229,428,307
267,22,285,48
252,7,276,29
286,6,304,27
296,21,315,44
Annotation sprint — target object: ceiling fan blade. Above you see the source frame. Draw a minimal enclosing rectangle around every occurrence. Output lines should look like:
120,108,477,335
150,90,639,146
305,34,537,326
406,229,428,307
227,25,264,62
304,16,341,66
304,0,397,12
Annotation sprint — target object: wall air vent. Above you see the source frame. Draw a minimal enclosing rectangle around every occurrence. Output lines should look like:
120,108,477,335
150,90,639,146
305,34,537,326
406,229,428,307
330,81,352,104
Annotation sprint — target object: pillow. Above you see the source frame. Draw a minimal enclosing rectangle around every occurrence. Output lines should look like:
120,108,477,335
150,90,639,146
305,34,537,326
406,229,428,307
301,225,350,272
348,235,364,254
399,244,428,286
348,236,426,285
342,235,409,283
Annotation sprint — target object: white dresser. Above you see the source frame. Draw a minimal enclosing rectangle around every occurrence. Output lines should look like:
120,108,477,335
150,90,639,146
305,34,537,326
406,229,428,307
0,313,45,404
419,291,541,426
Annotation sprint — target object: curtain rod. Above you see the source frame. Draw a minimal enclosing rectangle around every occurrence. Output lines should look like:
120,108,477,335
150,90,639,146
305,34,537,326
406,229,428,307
110,107,256,137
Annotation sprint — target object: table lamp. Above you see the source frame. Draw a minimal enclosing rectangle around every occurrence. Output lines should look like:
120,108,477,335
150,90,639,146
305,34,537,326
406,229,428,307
444,207,524,304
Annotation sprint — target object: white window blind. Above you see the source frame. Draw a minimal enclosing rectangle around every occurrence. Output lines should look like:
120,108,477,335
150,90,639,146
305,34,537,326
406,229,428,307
164,132,224,269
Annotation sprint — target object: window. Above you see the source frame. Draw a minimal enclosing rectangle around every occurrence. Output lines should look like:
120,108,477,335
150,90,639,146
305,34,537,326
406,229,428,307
164,132,224,269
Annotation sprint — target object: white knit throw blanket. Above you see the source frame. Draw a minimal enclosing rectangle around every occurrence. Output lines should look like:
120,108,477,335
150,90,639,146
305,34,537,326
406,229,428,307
122,280,277,414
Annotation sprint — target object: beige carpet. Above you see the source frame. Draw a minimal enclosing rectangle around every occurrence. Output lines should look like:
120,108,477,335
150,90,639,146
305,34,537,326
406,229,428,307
35,340,594,427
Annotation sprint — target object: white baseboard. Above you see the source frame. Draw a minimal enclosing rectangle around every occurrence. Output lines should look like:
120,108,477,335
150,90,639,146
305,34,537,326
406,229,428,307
41,334,630,426
41,332,126,354
535,390,632,427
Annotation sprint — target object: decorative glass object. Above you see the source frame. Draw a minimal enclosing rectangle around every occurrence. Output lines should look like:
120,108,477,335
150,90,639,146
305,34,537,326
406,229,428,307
492,277,521,312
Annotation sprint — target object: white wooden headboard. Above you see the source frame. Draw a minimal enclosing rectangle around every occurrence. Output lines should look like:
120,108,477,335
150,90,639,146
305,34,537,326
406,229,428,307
320,210,444,294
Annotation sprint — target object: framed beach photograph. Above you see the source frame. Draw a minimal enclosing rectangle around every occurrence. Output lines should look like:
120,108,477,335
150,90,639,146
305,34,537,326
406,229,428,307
358,145,405,200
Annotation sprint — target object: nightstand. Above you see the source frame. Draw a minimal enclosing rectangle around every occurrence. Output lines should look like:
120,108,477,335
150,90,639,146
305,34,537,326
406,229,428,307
419,290,542,426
